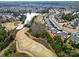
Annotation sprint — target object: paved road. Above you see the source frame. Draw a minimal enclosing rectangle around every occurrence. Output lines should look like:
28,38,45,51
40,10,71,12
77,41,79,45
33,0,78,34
44,13,70,38
44,12,79,43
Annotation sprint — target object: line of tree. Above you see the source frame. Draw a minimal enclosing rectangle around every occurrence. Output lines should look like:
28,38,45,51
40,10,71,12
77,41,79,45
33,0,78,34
0,25,14,51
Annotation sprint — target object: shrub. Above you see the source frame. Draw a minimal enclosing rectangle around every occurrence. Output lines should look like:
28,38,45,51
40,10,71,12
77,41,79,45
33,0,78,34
0,25,14,51
71,42,79,48
61,13,78,21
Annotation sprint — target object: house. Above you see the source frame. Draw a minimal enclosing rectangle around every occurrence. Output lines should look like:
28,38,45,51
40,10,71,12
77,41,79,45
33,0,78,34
69,18,79,29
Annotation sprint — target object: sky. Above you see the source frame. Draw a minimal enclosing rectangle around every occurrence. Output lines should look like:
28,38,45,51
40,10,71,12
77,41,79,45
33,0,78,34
0,0,78,1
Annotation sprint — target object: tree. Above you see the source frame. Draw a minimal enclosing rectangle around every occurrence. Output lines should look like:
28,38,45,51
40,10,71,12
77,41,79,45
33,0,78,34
61,13,78,21
71,42,79,48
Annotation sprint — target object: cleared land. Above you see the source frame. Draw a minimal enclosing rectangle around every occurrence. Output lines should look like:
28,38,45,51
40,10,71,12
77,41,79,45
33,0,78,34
15,28,57,57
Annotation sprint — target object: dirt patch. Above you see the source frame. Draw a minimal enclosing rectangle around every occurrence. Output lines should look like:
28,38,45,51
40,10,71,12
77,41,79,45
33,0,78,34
25,32,52,51
11,52,30,57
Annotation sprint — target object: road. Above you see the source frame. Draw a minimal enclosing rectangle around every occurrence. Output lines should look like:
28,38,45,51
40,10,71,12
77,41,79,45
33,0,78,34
44,13,70,38
44,11,79,43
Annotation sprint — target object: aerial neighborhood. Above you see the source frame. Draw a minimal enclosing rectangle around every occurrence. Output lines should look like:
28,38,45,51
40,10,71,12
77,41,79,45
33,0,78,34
0,1,79,57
